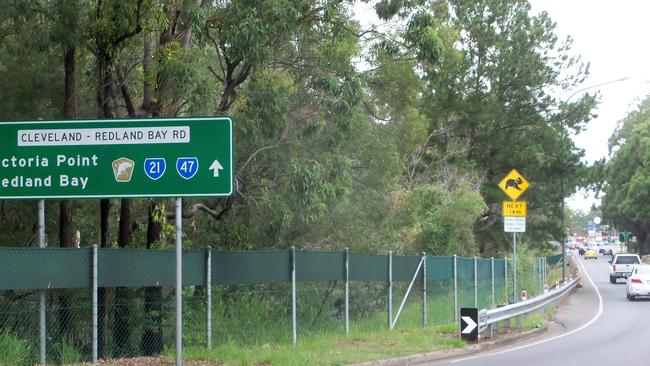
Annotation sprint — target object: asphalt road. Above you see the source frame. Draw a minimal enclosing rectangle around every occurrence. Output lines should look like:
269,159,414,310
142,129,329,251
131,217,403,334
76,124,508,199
426,252,650,366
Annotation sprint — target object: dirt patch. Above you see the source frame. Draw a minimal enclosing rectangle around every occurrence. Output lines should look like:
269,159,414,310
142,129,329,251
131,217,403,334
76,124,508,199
339,338,370,346
90,357,224,366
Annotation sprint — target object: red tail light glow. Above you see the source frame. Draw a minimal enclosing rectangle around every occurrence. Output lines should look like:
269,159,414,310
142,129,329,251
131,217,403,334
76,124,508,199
630,278,643,284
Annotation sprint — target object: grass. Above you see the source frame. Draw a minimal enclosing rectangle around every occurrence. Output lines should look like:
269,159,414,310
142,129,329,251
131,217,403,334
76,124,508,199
178,295,467,366
0,332,33,366
182,322,465,366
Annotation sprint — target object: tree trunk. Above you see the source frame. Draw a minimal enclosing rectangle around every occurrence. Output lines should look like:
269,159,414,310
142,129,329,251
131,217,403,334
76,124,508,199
58,38,76,341
97,199,110,359
141,200,164,355
114,199,134,356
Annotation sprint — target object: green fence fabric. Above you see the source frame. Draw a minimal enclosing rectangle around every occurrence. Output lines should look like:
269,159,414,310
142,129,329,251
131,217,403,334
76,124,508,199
213,250,290,285
547,254,562,266
0,247,91,290
296,251,344,281
477,259,491,279
0,247,538,291
426,256,453,280
349,253,387,281
456,257,474,281
392,256,421,281
494,259,506,283
99,248,205,287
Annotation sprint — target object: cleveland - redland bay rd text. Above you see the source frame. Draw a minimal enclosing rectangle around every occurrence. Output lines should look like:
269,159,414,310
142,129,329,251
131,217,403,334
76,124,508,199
1,154,97,189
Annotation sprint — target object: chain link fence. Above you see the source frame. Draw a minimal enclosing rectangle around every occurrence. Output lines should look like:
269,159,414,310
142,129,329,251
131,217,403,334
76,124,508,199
0,247,558,364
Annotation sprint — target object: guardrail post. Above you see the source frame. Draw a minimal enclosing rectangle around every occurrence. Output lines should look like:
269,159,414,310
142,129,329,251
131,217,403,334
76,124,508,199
92,245,98,364
345,248,349,336
388,251,393,330
491,257,495,308
474,257,478,308
422,252,427,326
206,246,212,349
291,246,297,346
453,255,458,322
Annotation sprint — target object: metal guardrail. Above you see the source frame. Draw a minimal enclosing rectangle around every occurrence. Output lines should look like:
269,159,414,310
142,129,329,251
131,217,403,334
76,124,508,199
479,276,580,337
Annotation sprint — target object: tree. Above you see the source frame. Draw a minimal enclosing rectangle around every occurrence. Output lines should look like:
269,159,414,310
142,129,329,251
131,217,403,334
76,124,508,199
602,97,650,253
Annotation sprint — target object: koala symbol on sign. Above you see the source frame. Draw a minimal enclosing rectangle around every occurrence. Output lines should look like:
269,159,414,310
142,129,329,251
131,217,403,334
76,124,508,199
505,177,523,191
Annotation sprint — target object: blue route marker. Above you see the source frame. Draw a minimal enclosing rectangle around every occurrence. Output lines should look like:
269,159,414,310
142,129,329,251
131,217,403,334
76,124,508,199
144,158,166,180
176,157,199,179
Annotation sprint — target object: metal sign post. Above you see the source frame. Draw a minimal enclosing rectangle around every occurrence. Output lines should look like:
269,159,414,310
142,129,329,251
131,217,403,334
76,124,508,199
38,200,46,365
498,169,530,304
176,198,183,366
513,233,517,303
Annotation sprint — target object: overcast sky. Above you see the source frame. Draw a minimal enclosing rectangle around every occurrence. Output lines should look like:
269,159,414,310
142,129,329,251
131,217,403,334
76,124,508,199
529,0,650,212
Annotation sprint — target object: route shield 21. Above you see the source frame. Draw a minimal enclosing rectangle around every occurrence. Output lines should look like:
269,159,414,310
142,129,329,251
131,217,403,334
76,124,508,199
144,158,166,180
176,157,199,179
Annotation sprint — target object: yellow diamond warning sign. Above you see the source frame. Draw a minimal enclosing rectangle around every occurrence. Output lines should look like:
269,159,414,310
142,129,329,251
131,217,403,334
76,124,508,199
498,169,530,200
503,201,527,217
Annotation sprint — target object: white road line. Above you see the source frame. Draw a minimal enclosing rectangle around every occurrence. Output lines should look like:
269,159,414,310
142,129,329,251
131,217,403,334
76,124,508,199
450,254,604,363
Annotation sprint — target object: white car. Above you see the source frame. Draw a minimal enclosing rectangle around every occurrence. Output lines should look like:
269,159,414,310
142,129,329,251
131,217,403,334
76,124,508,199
627,266,650,300
609,253,641,283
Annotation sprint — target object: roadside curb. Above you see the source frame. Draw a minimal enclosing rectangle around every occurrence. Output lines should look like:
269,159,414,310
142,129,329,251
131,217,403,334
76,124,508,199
349,326,548,366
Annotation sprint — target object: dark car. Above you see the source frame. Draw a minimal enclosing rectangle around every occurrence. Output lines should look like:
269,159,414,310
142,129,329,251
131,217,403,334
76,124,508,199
599,247,613,255
578,247,586,255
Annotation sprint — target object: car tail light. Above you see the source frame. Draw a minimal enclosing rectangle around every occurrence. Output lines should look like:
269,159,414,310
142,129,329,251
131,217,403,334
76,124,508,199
630,278,643,284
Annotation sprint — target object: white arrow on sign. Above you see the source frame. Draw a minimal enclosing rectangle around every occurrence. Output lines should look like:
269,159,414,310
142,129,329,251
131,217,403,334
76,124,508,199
209,160,223,177
461,316,477,334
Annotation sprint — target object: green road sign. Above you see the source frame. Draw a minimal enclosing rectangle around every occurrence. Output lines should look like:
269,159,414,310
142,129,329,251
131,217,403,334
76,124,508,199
0,117,233,199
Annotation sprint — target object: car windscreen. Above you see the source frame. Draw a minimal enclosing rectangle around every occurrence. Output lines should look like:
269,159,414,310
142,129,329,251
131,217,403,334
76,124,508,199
615,256,640,264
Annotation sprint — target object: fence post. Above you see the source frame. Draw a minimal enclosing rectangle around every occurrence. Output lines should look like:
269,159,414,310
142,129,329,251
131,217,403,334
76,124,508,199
537,257,544,294
504,259,508,304
388,251,393,330
206,246,212,349
491,257,495,308
453,255,458,322
345,248,349,336
38,199,46,365
474,257,478,308
291,246,297,346
92,245,98,364
422,252,427,326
